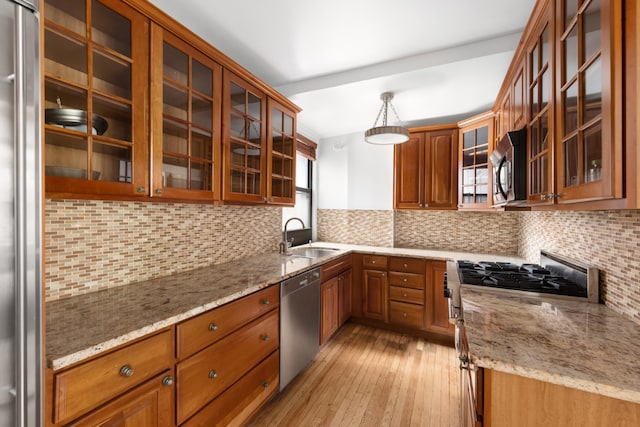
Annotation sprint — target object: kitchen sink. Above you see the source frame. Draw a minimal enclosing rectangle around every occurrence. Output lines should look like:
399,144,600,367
288,247,340,259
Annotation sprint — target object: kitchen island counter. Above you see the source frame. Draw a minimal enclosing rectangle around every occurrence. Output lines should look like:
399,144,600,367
461,286,640,404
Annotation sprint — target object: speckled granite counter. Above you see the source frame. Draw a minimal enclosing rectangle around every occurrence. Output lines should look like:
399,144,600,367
48,243,516,370
461,286,640,404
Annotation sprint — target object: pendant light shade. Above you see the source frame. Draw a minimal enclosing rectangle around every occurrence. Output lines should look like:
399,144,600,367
364,92,410,145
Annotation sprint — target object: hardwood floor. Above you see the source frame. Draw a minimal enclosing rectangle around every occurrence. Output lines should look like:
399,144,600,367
248,323,460,427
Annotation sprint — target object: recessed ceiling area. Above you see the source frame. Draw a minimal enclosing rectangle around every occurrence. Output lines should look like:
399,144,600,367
149,0,537,140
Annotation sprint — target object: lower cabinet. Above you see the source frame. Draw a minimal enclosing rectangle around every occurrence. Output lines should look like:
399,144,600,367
320,254,352,345
66,371,174,427
47,286,280,427
50,329,174,426
354,255,454,340
483,369,640,427
176,310,279,423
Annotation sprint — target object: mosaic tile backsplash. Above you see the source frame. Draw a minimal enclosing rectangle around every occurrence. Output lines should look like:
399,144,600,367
45,199,281,301
394,210,521,255
518,210,640,324
317,209,394,247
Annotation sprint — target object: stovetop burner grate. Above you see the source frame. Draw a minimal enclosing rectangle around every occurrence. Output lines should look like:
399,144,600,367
456,260,588,298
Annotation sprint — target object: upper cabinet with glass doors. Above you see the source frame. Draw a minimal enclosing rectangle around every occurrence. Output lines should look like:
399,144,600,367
555,0,623,203
222,71,267,204
150,24,222,201
527,3,553,205
458,114,494,210
43,0,148,196
267,99,297,205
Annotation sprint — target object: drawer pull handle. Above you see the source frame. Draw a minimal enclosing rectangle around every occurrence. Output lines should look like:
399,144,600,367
403,313,407,318
403,293,408,297
404,263,408,268
136,187,145,193
209,370,218,379
162,376,173,387
261,335,269,342
262,381,269,388
262,299,270,306
372,260,376,264
403,278,407,282
208,323,218,332
119,365,134,377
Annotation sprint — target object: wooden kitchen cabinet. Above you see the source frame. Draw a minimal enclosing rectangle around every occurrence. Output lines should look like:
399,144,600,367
394,125,459,210
362,255,388,321
425,260,454,336
320,276,340,345
50,329,174,425
176,309,279,424
484,369,640,427
387,257,426,329
320,255,352,345
43,0,150,197
458,113,495,210
266,98,297,205
552,0,624,205
149,23,222,201
222,70,267,204
65,371,174,427
527,1,554,206
175,285,280,425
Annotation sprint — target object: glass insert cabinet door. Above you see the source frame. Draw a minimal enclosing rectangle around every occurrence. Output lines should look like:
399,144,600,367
267,98,296,205
223,70,267,203
527,5,553,204
150,25,222,200
555,0,622,202
459,117,493,209
43,0,148,196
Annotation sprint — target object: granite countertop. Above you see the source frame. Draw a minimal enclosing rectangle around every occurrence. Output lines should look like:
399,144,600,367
460,286,640,404
48,243,510,370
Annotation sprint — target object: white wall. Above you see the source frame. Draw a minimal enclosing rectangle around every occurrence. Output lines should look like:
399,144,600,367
317,131,394,210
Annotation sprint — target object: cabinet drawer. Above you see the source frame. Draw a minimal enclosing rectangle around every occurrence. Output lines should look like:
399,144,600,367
320,254,352,282
389,301,424,329
177,285,279,359
53,330,172,424
388,271,425,289
176,309,279,424
182,350,279,427
362,254,387,269
389,286,425,305
388,257,426,274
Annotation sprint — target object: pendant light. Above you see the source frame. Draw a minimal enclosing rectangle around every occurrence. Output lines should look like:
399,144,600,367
364,92,410,144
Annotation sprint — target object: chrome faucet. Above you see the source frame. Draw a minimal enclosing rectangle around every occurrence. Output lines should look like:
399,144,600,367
280,217,305,254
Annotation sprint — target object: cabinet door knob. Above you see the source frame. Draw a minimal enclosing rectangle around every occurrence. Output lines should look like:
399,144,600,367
403,263,408,268
403,312,407,317
208,323,218,332
155,188,163,195
372,260,376,264
262,381,269,388
261,335,269,342
119,365,134,377
381,273,385,276
403,278,407,282
136,187,145,193
162,376,173,387
262,299,270,306
209,370,218,379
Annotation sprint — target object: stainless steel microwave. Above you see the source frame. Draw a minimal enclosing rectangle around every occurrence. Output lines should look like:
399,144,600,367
490,129,527,206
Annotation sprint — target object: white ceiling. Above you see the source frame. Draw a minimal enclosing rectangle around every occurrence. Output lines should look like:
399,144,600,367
149,0,537,141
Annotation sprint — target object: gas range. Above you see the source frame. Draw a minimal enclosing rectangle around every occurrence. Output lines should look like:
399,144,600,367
456,251,599,303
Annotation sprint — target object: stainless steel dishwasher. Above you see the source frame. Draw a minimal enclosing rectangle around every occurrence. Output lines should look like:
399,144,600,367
279,267,320,391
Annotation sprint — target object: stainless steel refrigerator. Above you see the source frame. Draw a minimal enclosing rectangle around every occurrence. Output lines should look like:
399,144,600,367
1,0,43,426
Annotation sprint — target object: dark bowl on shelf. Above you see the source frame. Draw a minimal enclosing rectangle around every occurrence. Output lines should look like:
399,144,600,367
45,108,109,136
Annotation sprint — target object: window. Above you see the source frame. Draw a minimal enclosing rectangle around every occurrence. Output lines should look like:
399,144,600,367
282,153,312,230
